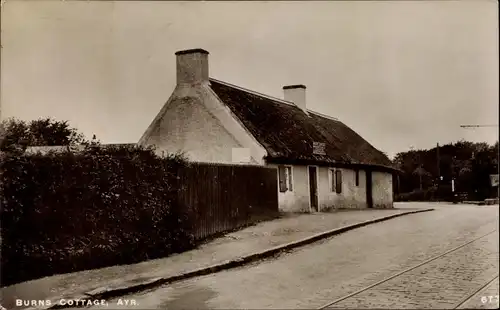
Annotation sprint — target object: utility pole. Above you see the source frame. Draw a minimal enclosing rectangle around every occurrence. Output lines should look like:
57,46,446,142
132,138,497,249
436,143,441,181
419,170,423,191
410,146,423,191
451,155,457,203
418,151,423,191
436,142,443,200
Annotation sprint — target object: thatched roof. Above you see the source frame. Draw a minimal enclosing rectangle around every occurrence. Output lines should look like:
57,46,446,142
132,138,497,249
209,79,396,171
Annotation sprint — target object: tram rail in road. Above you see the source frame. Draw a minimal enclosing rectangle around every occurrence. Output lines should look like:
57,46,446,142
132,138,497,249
317,230,499,309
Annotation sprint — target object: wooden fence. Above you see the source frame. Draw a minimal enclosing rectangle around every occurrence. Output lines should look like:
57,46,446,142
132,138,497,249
177,163,279,240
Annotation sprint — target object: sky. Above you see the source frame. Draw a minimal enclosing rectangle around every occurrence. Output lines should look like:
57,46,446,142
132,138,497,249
1,0,498,158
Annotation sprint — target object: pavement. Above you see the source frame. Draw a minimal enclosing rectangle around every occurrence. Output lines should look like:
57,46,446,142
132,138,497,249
0,206,432,310
59,202,498,310
463,198,500,206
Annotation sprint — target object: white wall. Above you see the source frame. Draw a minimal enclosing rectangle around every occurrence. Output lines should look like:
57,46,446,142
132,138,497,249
144,96,243,163
140,83,267,165
267,164,310,212
266,164,394,212
318,167,367,210
372,171,394,208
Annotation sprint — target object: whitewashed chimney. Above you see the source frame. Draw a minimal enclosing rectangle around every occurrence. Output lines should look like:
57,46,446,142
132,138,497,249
283,85,307,113
175,48,209,85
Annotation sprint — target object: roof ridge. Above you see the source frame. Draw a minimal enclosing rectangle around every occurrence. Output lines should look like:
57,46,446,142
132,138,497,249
209,78,297,108
307,110,339,122
209,78,340,121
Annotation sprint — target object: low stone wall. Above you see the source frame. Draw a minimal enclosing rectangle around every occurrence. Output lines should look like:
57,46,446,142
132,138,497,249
484,198,499,205
462,198,499,206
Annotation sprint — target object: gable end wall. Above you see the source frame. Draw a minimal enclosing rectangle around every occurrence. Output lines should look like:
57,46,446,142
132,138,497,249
140,83,267,165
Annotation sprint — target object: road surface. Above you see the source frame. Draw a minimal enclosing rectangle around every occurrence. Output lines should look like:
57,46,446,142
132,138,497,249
74,203,499,309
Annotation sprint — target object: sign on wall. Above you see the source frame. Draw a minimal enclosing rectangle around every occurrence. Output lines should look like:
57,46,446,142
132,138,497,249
232,148,251,163
313,142,326,155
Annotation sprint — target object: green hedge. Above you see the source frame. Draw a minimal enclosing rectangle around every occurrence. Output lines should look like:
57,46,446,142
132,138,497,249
0,145,194,286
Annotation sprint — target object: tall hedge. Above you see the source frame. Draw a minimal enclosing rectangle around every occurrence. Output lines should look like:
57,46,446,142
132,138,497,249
0,145,194,286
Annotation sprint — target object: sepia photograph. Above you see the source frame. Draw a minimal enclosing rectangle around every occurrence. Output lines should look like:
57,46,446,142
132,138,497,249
0,0,498,309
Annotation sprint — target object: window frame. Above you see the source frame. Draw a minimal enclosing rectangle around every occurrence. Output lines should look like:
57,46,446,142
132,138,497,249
335,169,343,194
278,165,293,193
285,166,293,192
330,168,336,192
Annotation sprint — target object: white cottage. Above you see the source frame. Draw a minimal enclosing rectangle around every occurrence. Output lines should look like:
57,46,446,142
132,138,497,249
139,48,398,212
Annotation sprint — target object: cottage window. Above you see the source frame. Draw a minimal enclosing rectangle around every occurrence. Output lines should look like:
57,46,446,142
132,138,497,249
286,166,293,191
355,169,359,186
278,165,293,192
330,169,336,192
335,169,342,194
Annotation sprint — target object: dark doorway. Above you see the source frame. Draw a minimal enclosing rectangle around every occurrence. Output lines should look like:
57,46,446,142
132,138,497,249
309,166,318,211
366,170,373,208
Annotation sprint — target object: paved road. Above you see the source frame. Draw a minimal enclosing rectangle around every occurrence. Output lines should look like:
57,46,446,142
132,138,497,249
79,204,499,309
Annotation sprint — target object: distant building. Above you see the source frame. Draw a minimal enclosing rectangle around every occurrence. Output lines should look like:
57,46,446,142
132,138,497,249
490,174,499,187
490,174,499,198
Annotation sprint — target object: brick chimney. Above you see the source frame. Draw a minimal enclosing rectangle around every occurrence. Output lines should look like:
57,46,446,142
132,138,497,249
283,84,307,113
175,48,209,85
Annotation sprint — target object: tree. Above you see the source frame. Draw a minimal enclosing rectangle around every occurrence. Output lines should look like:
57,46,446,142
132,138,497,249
0,117,91,153
412,166,432,190
393,140,499,201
